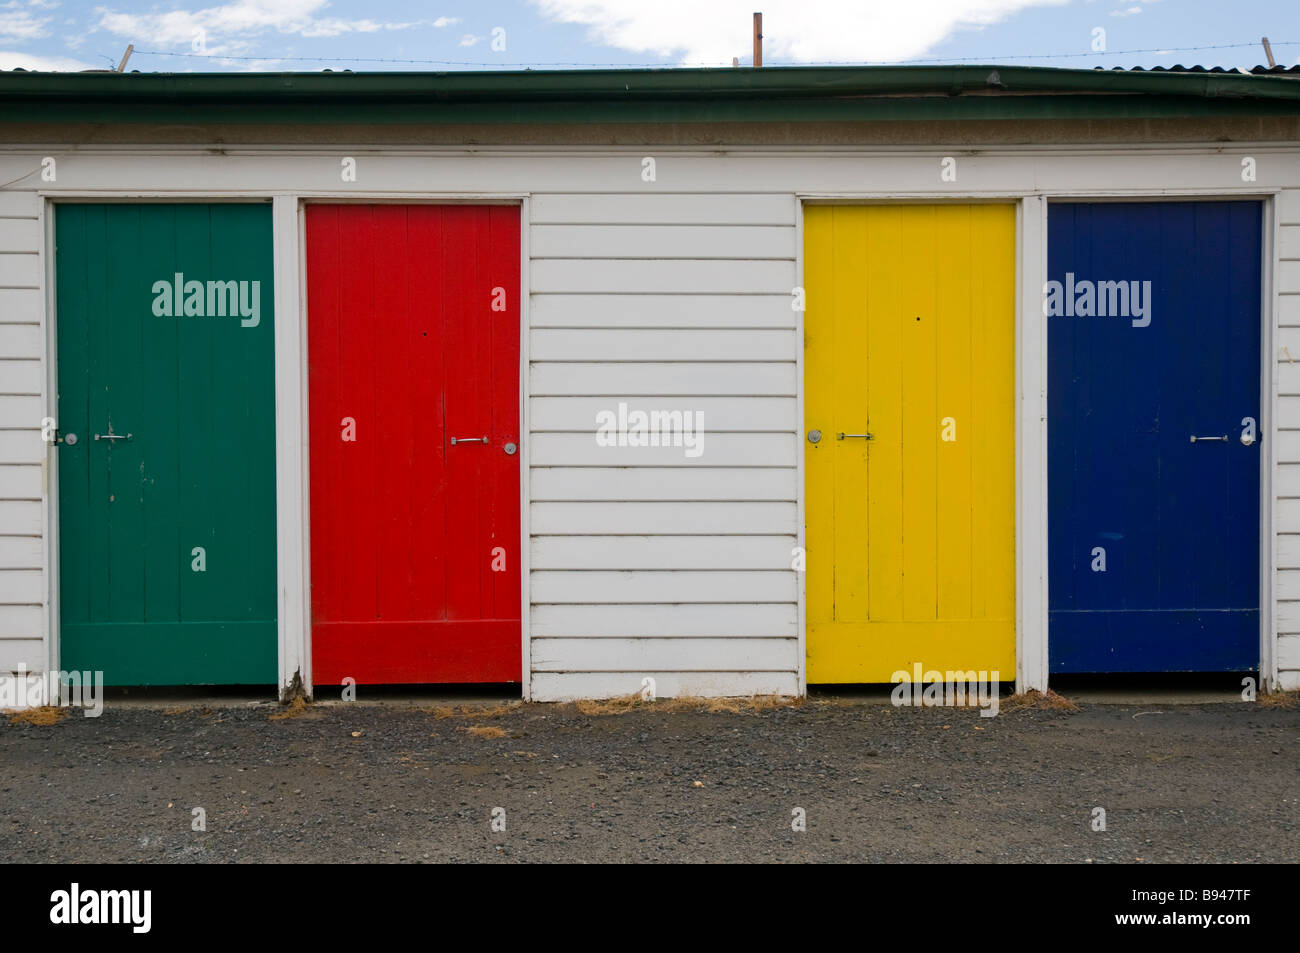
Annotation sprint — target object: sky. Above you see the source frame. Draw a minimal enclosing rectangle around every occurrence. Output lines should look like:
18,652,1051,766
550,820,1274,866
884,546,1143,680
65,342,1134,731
0,0,1296,73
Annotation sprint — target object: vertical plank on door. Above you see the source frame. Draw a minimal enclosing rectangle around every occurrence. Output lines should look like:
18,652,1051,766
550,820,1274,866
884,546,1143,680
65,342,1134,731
901,205,938,622
935,205,973,621
804,207,835,633
830,207,869,623
865,207,905,623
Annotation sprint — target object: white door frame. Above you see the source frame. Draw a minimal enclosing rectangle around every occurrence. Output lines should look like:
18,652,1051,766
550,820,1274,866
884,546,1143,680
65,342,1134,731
1042,192,1277,690
284,194,531,700
795,194,1044,693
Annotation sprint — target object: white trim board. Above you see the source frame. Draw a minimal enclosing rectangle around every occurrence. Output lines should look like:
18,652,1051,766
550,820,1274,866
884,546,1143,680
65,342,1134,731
273,195,309,700
11,151,1297,198
1263,196,1280,691
1017,196,1049,693
793,194,807,696
520,195,533,701
40,197,57,699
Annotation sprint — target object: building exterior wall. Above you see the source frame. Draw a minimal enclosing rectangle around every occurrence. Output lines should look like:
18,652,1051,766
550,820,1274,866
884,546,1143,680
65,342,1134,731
0,189,43,700
1273,190,1300,689
0,141,1297,697
527,191,800,700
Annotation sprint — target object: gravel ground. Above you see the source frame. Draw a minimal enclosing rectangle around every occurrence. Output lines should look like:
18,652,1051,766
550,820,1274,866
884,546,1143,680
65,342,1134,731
1,696,1296,863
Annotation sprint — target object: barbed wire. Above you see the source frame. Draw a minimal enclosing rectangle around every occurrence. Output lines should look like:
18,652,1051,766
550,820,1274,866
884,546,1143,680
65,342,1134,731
122,40,1297,71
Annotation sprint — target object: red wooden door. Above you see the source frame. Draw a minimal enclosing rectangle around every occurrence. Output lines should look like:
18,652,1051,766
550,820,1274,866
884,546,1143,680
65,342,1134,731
307,205,520,684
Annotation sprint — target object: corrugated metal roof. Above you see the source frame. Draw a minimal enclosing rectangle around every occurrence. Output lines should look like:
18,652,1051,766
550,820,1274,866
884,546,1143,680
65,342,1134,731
1107,64,1300,75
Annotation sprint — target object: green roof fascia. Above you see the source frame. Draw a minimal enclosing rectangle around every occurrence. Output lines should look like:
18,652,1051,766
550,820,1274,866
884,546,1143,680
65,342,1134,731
2,93,1297,125
1,65,1298,125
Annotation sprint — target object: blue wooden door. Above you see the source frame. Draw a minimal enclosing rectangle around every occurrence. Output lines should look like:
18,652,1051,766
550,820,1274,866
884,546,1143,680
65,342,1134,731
1048,201,1261,673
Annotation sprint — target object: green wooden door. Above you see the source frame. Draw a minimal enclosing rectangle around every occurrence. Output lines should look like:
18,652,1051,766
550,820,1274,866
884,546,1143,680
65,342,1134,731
56,204,277,685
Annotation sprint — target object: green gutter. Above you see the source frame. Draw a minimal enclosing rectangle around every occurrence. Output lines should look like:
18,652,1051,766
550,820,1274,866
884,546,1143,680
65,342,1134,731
1,65,1297,125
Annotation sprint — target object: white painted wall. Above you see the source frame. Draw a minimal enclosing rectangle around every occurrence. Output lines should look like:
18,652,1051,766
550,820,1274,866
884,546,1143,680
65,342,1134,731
1272,189,1300,691
0,144,1295,697
527,192,800,700
0,189,46,689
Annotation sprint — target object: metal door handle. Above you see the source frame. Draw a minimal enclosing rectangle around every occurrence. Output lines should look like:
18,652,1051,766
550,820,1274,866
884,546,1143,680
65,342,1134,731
837,432,874,440
1189,435,1227,443
93,433,132,441
450,436,488,445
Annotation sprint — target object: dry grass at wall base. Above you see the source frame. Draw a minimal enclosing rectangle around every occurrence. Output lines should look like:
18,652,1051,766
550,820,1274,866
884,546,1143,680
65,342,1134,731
1257,689,1300,709
1000,689,1081,713
5,706,69,726
464,724,508,739
424,702,523,720
269,696,324,720
572,693,805,716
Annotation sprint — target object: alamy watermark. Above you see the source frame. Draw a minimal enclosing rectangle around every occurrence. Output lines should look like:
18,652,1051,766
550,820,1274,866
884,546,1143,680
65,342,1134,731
50,883,150,933
152,273,261,328
891,663,1001,717
1043,273,1152,328
595,402,705,458
0,663,103,716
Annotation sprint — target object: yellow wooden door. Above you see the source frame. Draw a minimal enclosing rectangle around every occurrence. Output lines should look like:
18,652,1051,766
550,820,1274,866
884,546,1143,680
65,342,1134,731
805,204,1016,683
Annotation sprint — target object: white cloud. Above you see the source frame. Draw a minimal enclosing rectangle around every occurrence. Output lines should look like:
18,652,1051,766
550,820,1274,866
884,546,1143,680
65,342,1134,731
433,16,460,28
0,7,50,39
0,48,91,69
531,0,1072,64
458,33,481,47
299,17,425,38
1109,6,1142,16
95,0,443,50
